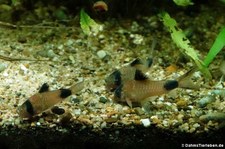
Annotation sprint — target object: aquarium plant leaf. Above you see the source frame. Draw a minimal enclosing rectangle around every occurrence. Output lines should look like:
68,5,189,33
80,9,101,36
203,27,225,67
159,12,211,78
173,0,194,6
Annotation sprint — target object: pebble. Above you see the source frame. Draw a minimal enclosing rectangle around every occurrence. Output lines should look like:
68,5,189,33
140,118,151,127
197,95,215,108
36,122,41,126
193,123,200,128
77,116,93,125
69,55,75,63
134,107,145,115
211,89,225,97
179,123,189,132
105,118,118,123
0,63,8,72
177,114,184,123
162,120,169,127
176,99,188,108
20,64,28,74
71,97,80,103
97,50,107,59
100,121,107,128
199,112,225,122
66,39,75,46
73,109,81,115
37,49,57,58
150,116,161,124
99,96,108,103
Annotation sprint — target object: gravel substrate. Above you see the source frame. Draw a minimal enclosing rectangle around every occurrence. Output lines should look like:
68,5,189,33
0,2,225,148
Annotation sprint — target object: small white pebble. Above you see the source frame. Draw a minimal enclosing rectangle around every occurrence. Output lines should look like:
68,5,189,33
193,123,200,128
98,34,105,39
188,105,194,109
0,63,8,72
158,97,164,101
74,109,81,115
20,64,28,73
58,44,64,50
165,102,172,106
3,71,9,77
69,55,75,63
66,39,74,46
162,120,169,127
36,122,41,126
140,118,151,127
100,122,107,128
97,50,107,59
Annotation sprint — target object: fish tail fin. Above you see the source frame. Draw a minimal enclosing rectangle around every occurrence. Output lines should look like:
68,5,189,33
178,68,199,90
70,81,85,94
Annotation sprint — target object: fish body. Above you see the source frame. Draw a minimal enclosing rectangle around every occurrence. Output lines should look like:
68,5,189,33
105,58,152,91
106,58,198,107
115,79,179,107
17,81,84,118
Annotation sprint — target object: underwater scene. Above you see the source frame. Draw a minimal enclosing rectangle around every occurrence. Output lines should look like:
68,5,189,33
0,0,225,148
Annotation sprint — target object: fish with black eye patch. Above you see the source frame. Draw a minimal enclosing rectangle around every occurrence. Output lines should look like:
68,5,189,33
17,81,84,119
105,58,199,107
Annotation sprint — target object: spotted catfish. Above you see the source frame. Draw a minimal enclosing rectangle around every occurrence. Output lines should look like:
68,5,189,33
105,58,153,92
105,59,199,107
17,81,84,119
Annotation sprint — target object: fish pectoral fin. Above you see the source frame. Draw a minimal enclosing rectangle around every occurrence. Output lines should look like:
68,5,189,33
178,69,200,90
126,98,133,108
39,83,49,93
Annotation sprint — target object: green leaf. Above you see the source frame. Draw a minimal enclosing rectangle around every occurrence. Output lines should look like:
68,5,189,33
173,0,194,6
203,27,225,67
159,12,211,78
80,9,101,36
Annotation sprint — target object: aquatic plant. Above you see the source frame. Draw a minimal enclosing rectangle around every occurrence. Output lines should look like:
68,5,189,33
80,9,101,36
159,12,211,78
203,27,225,67
173,0,194,6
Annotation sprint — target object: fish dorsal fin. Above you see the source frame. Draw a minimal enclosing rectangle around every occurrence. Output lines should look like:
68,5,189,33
130,58,142,67
134,69,148,80
146,57,153,68
39,83,49,93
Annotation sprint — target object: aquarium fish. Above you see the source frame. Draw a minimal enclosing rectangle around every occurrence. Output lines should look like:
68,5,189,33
105,58,152,92
17,81,84,119
113,68,198,107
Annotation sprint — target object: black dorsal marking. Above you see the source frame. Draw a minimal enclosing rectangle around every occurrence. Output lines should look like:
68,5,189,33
39,83,49,93
25,100,34,115
134,69,148,80
146,57,153,67
130,58,142,66
112,70,122,86
114,85,123,99
164,80,179,90
60,89,72,98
